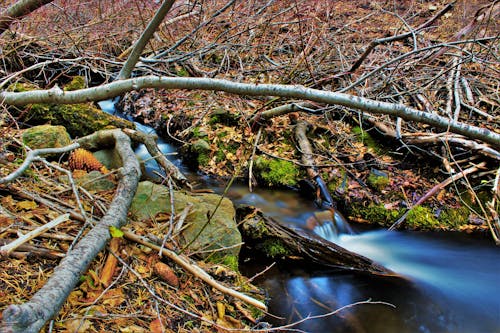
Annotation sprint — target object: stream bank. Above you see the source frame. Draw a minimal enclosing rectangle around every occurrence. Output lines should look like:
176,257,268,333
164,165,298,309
118,87,495,235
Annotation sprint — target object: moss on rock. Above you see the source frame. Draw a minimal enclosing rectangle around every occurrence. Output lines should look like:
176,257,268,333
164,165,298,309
63,76,86,91
254,156,300,187
261,239,289,258
22,124,71,150
349,203,403,227
367,170,390,191
8,81,134,137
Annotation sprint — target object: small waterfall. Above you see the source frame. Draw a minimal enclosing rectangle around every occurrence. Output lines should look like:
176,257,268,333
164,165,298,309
309,209,354,240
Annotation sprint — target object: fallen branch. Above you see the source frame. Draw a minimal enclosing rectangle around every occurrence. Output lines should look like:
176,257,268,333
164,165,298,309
294,120,336,209
0,238,65,260
0,214,70,256
0,143,80,184
122,229,268,311
0,0,54,35
0,129,141,333
2,76,498,147
122,128,190,188
238,206,396,277
349,1,456,72
389,161,486,230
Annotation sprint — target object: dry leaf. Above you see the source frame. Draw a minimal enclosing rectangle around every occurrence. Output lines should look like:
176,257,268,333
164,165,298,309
216,301,225,319
149,318,164,333
65,318,92,333
16,200,37,210
102,288,126,307
100,237,121,287
119,325,148,333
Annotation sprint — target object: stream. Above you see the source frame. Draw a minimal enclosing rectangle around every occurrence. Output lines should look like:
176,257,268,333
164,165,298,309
99,99,500,333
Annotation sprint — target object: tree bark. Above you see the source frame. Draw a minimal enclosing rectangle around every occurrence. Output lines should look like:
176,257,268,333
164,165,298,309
0,0,54,35
117,0,177,80
0,129,141,333
1,76,498,148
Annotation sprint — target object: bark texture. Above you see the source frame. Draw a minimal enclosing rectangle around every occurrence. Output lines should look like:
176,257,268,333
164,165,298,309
2,76,498,147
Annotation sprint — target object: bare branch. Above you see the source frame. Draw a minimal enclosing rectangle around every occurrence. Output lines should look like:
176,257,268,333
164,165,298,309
1,76,498,147
0,0,54,34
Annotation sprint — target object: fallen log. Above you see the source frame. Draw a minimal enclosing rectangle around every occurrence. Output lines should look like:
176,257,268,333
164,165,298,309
237,206,396,277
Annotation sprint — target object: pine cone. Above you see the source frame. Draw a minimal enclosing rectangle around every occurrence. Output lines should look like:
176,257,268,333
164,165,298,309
68,148,108,173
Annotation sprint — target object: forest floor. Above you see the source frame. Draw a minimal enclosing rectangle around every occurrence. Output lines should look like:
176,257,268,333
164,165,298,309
0,0,499,332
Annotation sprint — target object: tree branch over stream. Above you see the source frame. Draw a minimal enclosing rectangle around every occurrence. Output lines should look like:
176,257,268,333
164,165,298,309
1,76,498,148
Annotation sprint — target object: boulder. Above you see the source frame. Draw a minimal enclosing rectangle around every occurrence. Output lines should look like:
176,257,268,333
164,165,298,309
130,181,242,261
22,124,71,150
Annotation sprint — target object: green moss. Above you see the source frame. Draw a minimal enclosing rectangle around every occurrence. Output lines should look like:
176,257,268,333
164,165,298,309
255,157,299,187
437,207,470,229
367,172,390,191
22,102,133,137
7,82,38,92
192,127,208,138
176,67,189,77
209,108,239,126
63,76,86,91
206,254,239,272
324,169,346,193
262,239,288,258
349,203,403,227
406,206,440,229
191,139,211,166
352,126,384,153
22,124,71,150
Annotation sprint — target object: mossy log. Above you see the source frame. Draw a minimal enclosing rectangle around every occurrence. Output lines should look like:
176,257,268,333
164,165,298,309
237,206,395,276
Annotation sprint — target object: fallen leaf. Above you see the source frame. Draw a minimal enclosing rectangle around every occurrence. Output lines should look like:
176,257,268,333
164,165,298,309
100,237,121,287
149,318,164,333
16,200,37,210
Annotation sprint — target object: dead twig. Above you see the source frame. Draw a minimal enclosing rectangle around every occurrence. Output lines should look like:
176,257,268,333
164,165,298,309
349,1,456,73
0,214,70,256
122,229,268,311
389,162,486,230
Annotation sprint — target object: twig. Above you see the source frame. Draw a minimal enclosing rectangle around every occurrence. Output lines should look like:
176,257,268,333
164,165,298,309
0,238,65,259
348,1,456,72
0,143,80,184
389,162,486,230
1,129,141,333
486,167,500,244
122,230,268,311
36,157,87,222
248,126,262,192
0,214,70,255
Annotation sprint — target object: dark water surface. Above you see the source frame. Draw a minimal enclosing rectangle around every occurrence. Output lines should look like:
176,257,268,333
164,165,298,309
233,187,500,333
100,100,500,333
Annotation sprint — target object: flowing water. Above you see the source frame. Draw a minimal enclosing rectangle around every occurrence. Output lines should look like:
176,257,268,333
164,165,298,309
99,100,500,333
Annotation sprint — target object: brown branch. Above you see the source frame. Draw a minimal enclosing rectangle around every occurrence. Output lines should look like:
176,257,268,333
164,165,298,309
349,1,456,72
122,229,267,311
389,162,486,230
0,0,54,35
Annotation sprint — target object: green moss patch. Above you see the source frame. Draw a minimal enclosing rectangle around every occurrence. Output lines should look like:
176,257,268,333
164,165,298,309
261,239,289,258
254,156,300,187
